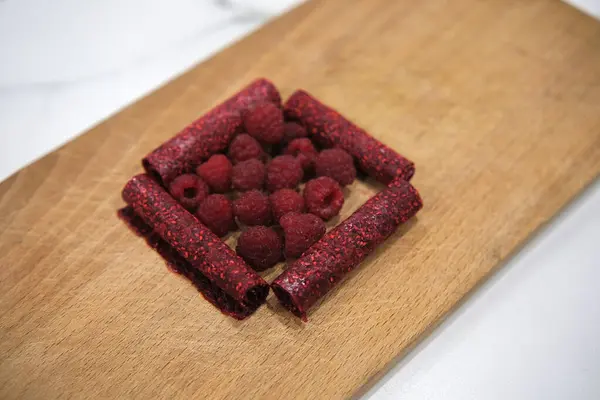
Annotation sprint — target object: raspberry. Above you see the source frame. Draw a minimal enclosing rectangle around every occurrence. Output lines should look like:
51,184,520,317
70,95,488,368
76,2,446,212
195,154,232,193
168,174,209,212
280,212,326,259
315,148,356,186
303,176,344,220
232,159,266,191
228,133,264,164
233,190,272,226
236,226,282,271
196,194,236,237
243,102,284,144
269,189,305,222
283,138,318,171
266,155,303,192
283,122,308,143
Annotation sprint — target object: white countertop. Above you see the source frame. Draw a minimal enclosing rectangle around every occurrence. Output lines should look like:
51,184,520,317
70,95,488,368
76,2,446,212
1,1,599,399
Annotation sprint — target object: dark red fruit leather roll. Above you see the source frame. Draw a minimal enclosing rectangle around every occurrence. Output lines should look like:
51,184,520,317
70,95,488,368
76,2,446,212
284,90,415,184
121,174,269,319
143,78,281,185
272,178,422,320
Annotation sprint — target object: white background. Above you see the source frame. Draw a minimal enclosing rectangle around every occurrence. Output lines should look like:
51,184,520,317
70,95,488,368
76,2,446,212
1,1,599,399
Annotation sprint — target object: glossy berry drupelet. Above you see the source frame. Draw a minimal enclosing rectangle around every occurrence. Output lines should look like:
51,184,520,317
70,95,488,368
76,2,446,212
236,226,282,271
269,188,305,222
196,154,232,193
228,133,265,164
283,138,318,172
243,102,284,144
232,159,266,191
233,190,272,226
196,194,236,237
280,212,326,259
303,176,344,220
168,173,209,212
315,148,356,186
266,155,303,192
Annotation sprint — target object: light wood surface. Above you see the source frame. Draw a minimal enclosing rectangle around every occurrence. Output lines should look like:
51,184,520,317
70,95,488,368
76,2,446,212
2,0,600,398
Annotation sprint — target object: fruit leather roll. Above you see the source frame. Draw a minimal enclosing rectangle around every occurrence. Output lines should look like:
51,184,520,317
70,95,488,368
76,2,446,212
284,90,415,184
121,174,269,319
272,178,422,320
143,78,281,185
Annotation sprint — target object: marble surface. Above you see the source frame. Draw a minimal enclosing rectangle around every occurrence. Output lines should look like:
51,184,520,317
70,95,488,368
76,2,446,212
1,1,600,399
0,0,304,182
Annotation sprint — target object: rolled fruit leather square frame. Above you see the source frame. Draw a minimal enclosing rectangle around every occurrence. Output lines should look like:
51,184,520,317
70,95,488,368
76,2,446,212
120,79,422,321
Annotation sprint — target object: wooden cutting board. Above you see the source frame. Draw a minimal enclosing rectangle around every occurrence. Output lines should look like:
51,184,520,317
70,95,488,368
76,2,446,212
1,0,600,398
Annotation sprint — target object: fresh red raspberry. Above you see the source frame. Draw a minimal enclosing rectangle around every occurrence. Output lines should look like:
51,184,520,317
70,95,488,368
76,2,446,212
243,102,284,144
168,173,209,212
266,155,303,192
232,159,266,191
283,122,308,143
303,176,344,220
269,188,305,222
315,148,356,186
236,226,282,271
196,194,236,237
280,212,326,259
233,190,272,226
228,133,265,164
283,138,318,171
195,154,232,193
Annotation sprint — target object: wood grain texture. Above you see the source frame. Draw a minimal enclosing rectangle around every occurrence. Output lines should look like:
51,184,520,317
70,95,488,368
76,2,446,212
2,0,600,398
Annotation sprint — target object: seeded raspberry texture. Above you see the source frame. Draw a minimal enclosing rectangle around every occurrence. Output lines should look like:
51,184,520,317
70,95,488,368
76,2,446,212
272,178,423,320
280,212,326,259
233,190,272,226
196,194,236,237
168,174,209,212
284,89,415,184
228,133,265,164
121,173,270,320
282,122,308,143
266,155,303,192
142,78,278,186
304,176,344,221
196,154,232,193
284,138,318,171
315,148,357,186
236,226,283,271
232,159,266,191
269,189,305,222
244,102,285,144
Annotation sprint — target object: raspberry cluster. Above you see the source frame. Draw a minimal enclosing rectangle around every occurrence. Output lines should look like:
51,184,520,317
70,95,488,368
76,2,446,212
166,101,357,271
132,80,421,322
